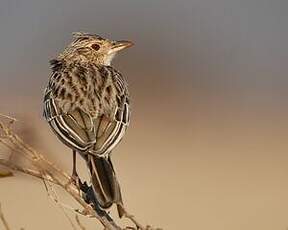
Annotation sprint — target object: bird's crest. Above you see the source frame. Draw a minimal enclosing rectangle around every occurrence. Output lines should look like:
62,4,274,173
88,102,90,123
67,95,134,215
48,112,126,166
72,32,104,41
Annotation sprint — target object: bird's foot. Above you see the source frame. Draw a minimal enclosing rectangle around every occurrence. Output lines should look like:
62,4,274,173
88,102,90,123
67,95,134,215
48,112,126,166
71,173,80,186
82,186,110,218
67,173,84,195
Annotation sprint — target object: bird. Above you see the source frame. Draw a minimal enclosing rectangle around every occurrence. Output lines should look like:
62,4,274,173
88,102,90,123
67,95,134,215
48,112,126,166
43,32,133,217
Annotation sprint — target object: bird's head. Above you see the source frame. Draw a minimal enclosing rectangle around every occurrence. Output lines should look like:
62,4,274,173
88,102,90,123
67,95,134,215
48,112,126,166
60,32,134,65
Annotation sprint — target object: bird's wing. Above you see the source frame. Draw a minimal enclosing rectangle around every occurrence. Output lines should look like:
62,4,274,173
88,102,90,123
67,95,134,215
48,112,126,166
43,62,130,156
91,66,130,155
44,85,96,152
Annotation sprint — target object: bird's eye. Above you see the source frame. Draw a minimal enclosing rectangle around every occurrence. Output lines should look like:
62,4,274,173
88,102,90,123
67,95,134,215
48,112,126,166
91,43,100,51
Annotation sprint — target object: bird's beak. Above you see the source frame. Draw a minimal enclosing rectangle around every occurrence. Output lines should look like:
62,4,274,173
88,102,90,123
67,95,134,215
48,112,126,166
110,40,134,53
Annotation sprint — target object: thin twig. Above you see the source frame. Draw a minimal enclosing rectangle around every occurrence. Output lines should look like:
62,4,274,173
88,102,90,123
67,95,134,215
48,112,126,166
0,203,11,230
45,179,78,230
123,209,146,230
0,113,16,121
0,159,55,184
75,215,86,230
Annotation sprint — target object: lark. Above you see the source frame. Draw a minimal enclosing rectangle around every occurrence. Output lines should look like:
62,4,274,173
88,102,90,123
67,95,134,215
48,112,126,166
43,32,133,217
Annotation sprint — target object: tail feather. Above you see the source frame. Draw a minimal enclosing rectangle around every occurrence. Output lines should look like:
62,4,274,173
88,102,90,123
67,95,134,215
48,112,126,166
87,155,124,217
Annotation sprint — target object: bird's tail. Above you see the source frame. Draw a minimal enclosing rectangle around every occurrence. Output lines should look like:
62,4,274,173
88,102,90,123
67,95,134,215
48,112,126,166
87,154,124,217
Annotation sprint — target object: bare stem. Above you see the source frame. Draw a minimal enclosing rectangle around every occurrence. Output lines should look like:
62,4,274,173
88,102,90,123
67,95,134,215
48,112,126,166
0,203,11,230
75,215,86,230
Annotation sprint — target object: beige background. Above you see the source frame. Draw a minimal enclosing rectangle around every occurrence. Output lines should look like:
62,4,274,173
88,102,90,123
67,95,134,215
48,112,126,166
1,0,288,229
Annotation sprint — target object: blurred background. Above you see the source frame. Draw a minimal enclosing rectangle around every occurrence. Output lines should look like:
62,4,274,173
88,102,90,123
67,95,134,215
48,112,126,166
0,0,288,229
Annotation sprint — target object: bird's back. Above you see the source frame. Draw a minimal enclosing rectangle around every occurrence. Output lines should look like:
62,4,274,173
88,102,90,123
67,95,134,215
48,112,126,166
44,59,130,156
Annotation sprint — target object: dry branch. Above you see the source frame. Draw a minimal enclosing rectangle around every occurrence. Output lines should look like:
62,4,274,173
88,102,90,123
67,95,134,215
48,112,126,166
0,114,161,230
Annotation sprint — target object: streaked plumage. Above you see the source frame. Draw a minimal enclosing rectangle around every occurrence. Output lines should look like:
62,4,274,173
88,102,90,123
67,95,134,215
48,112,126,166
43,32,133,216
